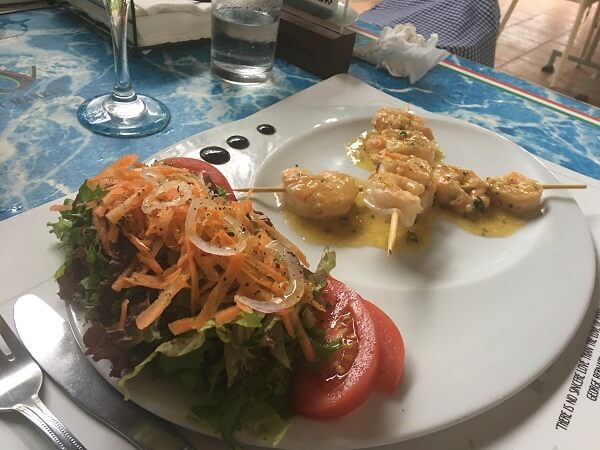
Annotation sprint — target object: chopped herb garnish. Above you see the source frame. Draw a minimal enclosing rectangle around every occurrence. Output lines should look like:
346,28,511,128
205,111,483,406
406,231,419,244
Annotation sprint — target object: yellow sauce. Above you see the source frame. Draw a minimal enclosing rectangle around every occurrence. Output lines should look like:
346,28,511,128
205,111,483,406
281,133,527,251
346,132,376,172
435,207,526,238
281,195,525,252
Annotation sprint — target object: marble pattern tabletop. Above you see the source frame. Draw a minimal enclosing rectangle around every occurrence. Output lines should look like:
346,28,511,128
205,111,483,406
0,7,598,221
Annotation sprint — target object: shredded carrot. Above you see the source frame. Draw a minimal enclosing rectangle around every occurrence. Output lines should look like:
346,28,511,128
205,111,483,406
185,239,201,314
169,253,245,335
124,231,163,275
87,155,139,187
108,222,119,243
289,309,314,362
93,214,112,256
215,305,242,325
244,253,286,283
94,204,107,218
191,250,221,282
191,252,244,330
279,310,296,338
136,276,189,329
105,184,151,224
117,299,129,329
250,212,308,266
112,258,137,292
121,269,182,290
239,264,281,293
306,297,326,312
49,203,72,212
234,298,253,313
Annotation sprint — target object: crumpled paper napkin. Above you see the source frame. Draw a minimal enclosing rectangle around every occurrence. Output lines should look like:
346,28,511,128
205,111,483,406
354,24,449,83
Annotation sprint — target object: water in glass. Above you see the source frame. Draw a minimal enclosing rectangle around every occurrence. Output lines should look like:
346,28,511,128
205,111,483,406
211,5,280,84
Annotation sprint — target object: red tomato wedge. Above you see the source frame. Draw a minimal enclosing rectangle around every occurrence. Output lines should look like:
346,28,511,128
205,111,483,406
292,277,380,420
161,157,236,200
363,300,405,394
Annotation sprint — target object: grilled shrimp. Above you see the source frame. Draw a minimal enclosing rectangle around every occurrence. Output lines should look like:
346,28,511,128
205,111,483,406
362,172,423,227
420,183,436,212
371,107,435,140
487,171,542,216
365,129,438,163
433,164,490,214
281,168,360,219
372,153,433,186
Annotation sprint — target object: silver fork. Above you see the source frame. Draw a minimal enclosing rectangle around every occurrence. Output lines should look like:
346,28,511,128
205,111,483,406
0,314,87,450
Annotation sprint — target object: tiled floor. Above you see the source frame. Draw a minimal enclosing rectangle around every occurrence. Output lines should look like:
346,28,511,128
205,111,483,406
498,0,600,107
351,0,600,107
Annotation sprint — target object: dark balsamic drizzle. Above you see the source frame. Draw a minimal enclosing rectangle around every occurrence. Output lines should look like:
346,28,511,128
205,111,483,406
199,146,230,164
226,135,250,150
257,124,276,135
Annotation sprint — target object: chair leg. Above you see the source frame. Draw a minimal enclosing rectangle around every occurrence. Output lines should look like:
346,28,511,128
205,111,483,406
550,1,587,88
579,2,600,59
499,0,520,33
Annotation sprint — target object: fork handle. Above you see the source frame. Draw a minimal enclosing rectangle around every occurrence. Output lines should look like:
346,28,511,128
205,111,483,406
15,394,87,450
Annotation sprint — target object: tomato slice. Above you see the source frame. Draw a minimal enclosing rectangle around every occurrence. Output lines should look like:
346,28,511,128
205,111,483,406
161,157,236,200
363,300,405,395
291,277,380,420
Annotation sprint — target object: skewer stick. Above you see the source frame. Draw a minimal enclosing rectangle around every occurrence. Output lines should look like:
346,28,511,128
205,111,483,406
541,184,586,190
233,187,286,193
387,211,399,255
234,184,587,194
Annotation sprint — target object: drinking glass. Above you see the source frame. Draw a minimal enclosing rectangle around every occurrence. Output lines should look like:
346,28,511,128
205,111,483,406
211,0,283,84
77,0,170,137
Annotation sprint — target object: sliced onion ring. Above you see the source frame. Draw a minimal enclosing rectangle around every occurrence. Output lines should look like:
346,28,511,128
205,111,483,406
235,240,305,314
249,211,308,267
139,167,166,184
185,198,247,256
142,180,192,214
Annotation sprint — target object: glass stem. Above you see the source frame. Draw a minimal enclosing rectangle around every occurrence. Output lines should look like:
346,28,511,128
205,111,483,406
106,0,136,102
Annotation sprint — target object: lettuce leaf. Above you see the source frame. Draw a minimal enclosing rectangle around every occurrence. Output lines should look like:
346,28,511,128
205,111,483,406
118,329,208,396
120,312,295,448
240,402,291,446
303,247,336,299
50,185,339,450
49,183,115,314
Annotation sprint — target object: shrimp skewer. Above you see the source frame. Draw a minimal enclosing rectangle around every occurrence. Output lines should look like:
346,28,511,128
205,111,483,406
363,164,435,253
432,165,490,214
280,168,360,220
486,171,543,217
367,108,440,252
371,107,435,140
365,129,439,164
362,172,424,228
239,106,584,253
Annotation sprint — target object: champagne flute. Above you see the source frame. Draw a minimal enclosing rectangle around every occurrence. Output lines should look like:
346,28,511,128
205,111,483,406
77,0,170,137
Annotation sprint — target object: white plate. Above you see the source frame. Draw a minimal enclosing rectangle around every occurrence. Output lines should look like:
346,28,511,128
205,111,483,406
69,83,595,449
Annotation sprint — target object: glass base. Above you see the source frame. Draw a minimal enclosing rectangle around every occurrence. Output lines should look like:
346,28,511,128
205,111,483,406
212,62,271,85
77,93,171,137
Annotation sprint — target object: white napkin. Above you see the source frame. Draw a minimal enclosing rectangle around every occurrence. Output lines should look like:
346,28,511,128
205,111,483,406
65,0,212,47
354,24,449,83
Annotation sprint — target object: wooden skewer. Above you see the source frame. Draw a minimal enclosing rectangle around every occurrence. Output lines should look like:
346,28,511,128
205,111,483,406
541,184,586,190
233,187,286,193
387,211,399,255
234,183,587,194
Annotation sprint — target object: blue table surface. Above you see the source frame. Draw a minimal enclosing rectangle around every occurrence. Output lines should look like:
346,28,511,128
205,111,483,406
0,7,598,221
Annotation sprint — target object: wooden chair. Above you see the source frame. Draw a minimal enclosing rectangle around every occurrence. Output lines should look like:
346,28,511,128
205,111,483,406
499,0,519,33
550,0,600,88
499,0,599,91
